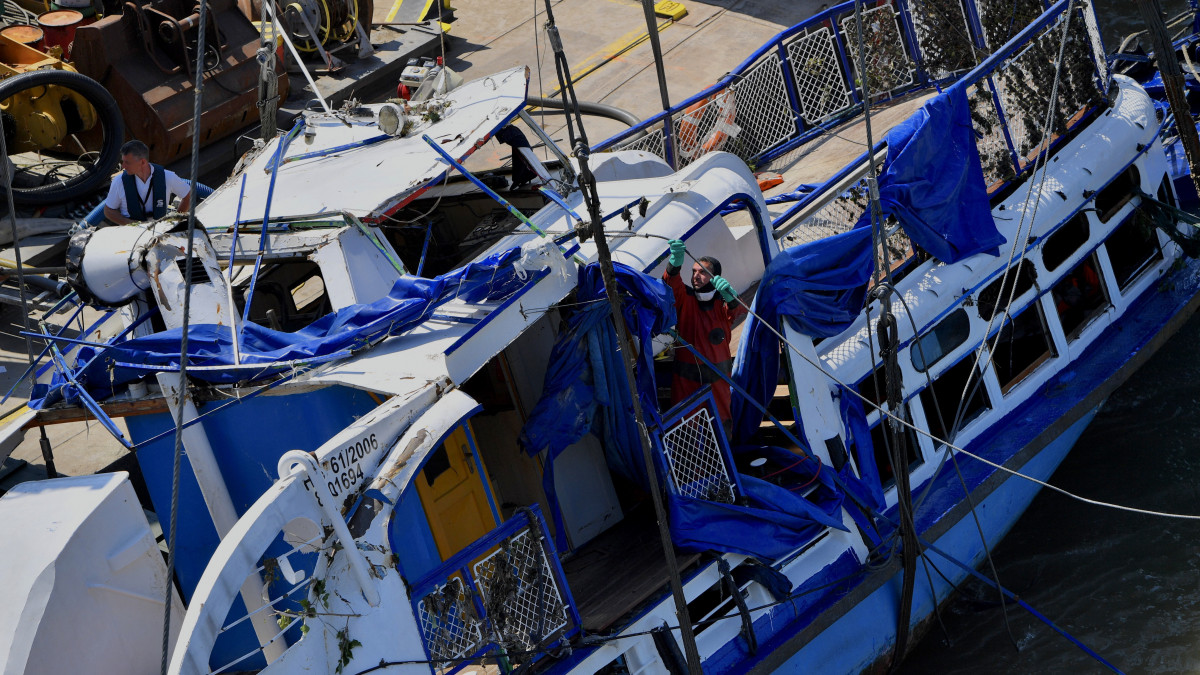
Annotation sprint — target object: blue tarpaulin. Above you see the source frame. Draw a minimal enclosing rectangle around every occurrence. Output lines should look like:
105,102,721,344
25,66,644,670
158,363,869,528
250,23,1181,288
31,247,533,409
854,84,1005,263
669,444,847,560
729,225,874,443
521,264,852,560
519,262,675,549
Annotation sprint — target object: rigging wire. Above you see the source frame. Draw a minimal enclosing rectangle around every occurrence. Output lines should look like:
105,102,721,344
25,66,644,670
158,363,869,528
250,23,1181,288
161,0,213,670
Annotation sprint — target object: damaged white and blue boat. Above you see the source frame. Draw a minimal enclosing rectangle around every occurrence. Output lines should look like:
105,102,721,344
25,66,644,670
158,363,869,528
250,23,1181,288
5,0,1200,674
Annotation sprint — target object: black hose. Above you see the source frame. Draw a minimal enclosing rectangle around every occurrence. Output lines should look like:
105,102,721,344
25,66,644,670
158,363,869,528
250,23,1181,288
19,273,70,298
526,96,642,128
0,70,124,206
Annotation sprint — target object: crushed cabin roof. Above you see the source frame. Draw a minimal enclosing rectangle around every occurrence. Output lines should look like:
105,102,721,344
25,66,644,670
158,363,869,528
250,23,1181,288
196,66,529,226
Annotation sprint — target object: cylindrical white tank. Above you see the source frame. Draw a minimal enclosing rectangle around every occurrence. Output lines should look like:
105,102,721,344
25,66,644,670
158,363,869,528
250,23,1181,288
65,225,155,305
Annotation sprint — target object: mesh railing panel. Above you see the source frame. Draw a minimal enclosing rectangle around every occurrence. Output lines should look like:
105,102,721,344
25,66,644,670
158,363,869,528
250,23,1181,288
417,576,487,664
1080,0,1108,85
967,79,1017,188
785,25,856,125
973,0,1044,50
671,52,797,167
905,0,978,79
473,529,569,652
991,7,1105,168
614,125,667,160
779,179,870,248
839,3,917,100
661,407,736,503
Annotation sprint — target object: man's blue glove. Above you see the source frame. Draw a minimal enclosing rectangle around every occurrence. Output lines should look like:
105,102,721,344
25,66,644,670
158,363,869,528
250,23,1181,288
668,239,686,268
712,275,737,303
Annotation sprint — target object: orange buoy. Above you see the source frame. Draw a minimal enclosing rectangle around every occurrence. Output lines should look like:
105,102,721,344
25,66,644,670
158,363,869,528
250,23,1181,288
37,10,83,54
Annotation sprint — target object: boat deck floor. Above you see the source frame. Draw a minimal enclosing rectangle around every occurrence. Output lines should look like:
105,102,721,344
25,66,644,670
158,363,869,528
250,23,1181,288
759,90,937,216
561,505,700,633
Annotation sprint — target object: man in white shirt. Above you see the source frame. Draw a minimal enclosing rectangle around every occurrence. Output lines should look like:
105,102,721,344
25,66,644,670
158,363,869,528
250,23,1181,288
103,140,192,225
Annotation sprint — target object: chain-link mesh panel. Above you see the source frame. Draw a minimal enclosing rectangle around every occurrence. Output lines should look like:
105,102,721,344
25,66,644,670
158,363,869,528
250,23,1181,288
973,0,1043,49
785,25,855,125
967,79,1017,187
905,0,978,79
613,124,667,160
1079,0,1108,85
840,3,916,99
779,179,870,248
661,407,736,503
473,529,569,653
992,8,1104,167
417,576,486,664
671,52,797,167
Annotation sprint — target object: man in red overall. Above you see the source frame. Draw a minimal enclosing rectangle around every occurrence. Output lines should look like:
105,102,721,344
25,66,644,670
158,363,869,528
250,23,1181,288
664,239,743,430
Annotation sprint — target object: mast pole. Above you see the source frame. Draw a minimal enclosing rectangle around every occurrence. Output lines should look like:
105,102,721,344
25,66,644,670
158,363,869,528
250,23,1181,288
1141,0,1200,197
575,143,704,674
638,0,674,167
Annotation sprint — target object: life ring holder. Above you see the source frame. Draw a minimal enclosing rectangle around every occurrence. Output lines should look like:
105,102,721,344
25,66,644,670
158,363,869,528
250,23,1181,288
676,88,739,161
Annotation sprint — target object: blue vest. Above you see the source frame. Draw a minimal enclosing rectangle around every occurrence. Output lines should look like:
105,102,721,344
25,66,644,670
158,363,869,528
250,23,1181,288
121,165,167,221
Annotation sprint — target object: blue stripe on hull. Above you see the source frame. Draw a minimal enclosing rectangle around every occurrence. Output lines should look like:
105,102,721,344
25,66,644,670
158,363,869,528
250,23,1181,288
768,406,1098,674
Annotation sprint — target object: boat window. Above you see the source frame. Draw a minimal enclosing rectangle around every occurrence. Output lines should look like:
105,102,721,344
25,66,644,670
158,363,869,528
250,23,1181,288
1042,213,1090,272
1104,209,1163,291
236,261,330,332
976,260,1037,320
911,309,971,372
1051,254,1109,339
919,356,990,444
869,406,923,489
990,303,1057,394
1094,164,1140,223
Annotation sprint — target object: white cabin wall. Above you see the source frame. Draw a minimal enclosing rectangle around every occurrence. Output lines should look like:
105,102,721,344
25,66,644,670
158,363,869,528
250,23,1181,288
312,226,403,309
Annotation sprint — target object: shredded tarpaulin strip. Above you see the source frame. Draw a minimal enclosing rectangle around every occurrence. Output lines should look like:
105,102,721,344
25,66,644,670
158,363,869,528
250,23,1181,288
30,247,532,409
669,444,848,560
518,261,674,550
853,84,1005,264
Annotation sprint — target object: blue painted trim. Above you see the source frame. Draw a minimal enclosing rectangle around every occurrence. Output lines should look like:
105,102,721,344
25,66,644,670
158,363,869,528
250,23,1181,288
463,422,502,524
428,313,482,325
444,267,552,354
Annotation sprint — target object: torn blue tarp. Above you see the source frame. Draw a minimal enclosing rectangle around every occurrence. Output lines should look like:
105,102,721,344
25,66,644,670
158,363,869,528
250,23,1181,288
854,84,1005,263
519,261,674,550
729,225,874,443
30,247,533,409
669,444,847,560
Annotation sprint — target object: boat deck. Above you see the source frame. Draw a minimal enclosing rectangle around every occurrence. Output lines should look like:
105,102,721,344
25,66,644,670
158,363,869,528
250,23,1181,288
561,505,701,633
761,91,937,219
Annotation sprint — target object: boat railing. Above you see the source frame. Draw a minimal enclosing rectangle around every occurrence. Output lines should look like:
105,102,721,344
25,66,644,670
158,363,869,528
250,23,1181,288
596,0,1110,241
654,388,744,504
770,0,1110,247
409,505,580,674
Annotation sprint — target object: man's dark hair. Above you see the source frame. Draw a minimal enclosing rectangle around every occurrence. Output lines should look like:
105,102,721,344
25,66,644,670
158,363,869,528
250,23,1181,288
699,256,722,277
120,140,149,160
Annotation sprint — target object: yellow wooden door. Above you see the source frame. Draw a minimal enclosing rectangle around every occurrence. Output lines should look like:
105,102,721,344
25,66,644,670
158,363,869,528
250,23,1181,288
415,422,498,560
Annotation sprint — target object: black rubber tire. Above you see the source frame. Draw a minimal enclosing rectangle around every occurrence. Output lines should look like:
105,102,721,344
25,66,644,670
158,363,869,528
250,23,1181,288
0,69,124,206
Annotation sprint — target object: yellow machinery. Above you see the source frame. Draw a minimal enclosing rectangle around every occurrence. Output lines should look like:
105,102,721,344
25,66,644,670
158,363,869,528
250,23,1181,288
0,34,99,154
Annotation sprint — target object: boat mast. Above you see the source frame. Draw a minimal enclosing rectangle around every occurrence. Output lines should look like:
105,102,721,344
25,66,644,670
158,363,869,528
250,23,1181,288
638,0,674,168
538,2,703,670
1140,0,1200,196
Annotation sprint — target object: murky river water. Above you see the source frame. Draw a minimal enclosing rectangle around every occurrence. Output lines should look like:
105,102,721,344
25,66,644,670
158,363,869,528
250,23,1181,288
899,4,1200,672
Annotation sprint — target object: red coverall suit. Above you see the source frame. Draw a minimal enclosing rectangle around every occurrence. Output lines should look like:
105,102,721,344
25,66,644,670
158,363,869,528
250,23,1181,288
664,265,744,426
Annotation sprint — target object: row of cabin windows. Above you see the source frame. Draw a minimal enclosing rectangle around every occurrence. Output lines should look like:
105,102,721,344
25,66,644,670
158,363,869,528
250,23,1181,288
859,168,1171,481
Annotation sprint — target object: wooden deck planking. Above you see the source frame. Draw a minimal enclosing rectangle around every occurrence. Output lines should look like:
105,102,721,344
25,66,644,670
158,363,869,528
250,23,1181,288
562,508,700,633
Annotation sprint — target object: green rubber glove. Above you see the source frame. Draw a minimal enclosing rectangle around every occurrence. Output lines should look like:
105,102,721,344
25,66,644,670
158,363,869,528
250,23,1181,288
668,239,686,268
712,275,736,302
